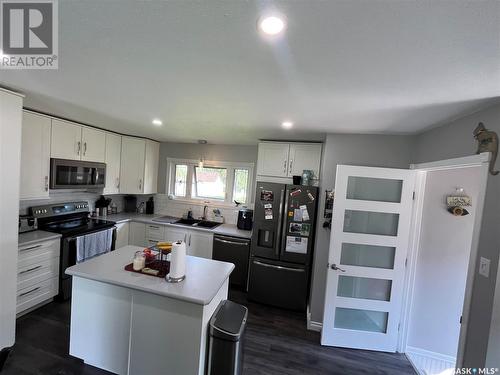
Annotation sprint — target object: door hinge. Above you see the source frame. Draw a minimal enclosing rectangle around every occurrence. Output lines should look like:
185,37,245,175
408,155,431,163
405,258,408,267
398,323,401,331
460,316,462,324
412,191,416,200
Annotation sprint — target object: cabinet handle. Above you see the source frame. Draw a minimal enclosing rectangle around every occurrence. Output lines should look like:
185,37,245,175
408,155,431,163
139,179,142,191
188,234,191,246
83,142,87,156
289,159,293,175
19,287,40,297
148,225,160,229
283,160,287,174
77,141,81,155
116,177,120,189
183,234,187,243
20,244,42,252
45,176,49,191
19,265,42,275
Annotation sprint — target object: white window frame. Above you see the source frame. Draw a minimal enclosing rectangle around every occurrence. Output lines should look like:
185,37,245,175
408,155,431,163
167,158,254,206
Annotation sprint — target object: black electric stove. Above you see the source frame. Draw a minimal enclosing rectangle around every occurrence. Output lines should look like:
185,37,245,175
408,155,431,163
31,201,116,300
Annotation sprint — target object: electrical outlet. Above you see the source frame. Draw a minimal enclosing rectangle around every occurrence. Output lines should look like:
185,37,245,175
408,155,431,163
479,257,490,278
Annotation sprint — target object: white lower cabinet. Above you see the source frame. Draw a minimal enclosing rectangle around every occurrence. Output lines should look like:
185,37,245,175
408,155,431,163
129,222,147,247
17,238,60,314
187,231,213,259
115,222,130,249
164,227,213,259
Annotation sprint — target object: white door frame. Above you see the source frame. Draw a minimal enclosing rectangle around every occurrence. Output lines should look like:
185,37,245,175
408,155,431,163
398,153,490,367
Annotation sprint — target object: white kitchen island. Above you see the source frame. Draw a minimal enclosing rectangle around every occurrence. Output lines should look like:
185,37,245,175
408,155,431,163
65,245,234,375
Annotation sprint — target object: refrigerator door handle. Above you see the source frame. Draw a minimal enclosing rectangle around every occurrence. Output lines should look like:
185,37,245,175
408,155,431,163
253,259,305,273
280,187,291,256
275,188,285,256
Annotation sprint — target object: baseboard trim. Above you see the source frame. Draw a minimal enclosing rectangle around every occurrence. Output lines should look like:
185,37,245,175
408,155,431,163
306,305,323,332
406,346,456,375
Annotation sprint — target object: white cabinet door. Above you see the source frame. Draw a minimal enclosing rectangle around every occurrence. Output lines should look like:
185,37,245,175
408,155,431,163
187,231,213,259
164,227,189,244
120,137,146,194
129,222,146,247
81,127,106,163
288,143,322,178
20,112,51,199
257,143,290,177
143,140,159,194
103,133,122,194
51,119,82,160
115,222,129,249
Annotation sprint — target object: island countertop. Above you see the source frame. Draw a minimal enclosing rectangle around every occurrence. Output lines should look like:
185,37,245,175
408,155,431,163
65,245,234,305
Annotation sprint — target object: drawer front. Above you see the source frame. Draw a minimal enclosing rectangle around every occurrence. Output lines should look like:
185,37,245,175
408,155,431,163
16,277,58,314
146,224,165,240
18,239,59,264
17,257,59,291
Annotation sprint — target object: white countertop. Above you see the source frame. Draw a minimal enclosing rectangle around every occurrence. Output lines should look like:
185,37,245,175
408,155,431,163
65,246,234,305
97,213,252,239
18,230,61,246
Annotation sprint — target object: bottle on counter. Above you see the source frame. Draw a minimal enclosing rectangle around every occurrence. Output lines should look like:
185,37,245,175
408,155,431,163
133,251,146,271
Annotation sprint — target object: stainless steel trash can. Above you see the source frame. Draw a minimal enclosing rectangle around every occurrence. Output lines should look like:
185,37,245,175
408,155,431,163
208,300,248,375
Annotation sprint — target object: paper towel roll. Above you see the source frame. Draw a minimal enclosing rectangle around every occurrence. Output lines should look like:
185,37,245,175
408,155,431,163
169,241,186,279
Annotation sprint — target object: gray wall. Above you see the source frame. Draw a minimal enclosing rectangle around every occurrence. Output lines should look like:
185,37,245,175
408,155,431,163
157,142,258,194
413,102,500,368
310,133,414,323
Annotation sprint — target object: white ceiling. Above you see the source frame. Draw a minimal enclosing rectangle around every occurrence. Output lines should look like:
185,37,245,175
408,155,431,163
1,0,499,145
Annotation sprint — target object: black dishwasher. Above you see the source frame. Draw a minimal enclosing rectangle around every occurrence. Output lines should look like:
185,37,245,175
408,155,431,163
213,235,251,290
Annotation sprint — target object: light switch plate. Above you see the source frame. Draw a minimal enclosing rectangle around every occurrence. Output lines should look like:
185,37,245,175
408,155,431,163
479,257,490,278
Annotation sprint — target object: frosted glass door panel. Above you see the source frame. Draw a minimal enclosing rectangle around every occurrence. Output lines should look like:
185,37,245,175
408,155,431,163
340,243,395,269
343,210,399,236
337,276,392,301
346,176,403,203
334,308,388,333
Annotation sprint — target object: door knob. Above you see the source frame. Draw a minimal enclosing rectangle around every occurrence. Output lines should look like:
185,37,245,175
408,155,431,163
330,263,346,272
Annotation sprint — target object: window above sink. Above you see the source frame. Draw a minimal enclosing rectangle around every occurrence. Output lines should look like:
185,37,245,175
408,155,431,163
167,158,255,207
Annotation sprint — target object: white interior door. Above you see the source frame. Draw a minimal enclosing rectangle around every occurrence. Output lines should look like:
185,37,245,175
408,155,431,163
321,165,415,352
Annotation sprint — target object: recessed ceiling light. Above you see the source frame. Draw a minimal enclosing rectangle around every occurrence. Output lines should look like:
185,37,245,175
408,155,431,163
258,15,286,36
152,119,162,126
282,121,293,129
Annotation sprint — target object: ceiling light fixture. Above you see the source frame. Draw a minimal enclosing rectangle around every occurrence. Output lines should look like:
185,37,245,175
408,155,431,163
282,121,293,129
258,15,286,36
152,119,163,126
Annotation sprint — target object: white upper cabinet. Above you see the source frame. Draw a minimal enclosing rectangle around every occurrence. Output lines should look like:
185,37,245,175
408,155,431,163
51,119,82,160
81,127,106,162
256,142,290,177
288,143,322,179
120,137,160,195
120,137,146,194
20,112,51,200
143,140,159,194
51,119,105,162
256,141,322,181
103,133,122,194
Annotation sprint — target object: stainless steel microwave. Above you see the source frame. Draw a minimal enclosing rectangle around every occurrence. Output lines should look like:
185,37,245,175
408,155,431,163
50,158,106,189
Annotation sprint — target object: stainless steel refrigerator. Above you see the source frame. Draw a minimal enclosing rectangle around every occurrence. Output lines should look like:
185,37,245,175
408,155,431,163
248,181,318,311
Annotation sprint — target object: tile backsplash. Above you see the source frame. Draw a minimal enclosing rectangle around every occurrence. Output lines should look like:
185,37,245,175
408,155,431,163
19,192,249,226
154,194,253,225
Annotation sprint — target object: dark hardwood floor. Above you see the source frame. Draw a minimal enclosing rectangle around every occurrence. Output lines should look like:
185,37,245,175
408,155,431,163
2,290,416,375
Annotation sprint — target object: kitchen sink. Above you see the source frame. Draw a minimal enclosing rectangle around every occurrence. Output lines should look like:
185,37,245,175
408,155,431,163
194,220,221,229
174,218,201,226
173,218,221,229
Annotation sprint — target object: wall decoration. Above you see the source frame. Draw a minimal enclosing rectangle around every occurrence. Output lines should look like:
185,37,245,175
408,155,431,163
446,188,471,216
473,122,499,175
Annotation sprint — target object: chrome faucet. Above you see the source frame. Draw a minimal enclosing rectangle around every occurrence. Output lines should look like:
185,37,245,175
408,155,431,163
202,205,208,220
